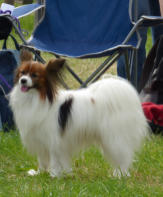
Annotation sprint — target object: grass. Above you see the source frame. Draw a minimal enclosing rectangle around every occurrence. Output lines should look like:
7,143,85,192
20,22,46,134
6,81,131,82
1,5,163,196
0,131,163,197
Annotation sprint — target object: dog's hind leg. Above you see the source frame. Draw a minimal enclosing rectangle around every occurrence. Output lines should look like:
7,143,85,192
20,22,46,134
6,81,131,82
101,139,133,178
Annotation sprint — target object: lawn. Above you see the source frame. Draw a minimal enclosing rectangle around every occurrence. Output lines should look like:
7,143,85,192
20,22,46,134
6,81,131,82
0,4,163,197
0,131,163,197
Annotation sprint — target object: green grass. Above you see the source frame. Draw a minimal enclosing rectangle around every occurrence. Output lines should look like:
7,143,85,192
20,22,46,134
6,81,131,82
0,131,163,197
0,5,162,196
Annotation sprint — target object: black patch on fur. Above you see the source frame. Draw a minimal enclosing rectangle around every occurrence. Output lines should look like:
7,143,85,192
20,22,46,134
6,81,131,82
46,84,54,104
58,97,73,133
46,80,54,104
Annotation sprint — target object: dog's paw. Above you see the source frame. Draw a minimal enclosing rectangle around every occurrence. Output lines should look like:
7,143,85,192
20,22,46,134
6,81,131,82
113,169,130,178
63,168,72,174
49,168,61,178
28,169,40,176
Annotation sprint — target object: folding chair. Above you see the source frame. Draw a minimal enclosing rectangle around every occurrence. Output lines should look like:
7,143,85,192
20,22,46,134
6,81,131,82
1,0,163,89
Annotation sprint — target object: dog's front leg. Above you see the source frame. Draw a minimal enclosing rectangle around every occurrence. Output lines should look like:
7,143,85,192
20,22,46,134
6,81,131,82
27,152,49,176
49,154,62,178
59,154,72,174
27,158,45,176
28,169,40,176
38,154,49,171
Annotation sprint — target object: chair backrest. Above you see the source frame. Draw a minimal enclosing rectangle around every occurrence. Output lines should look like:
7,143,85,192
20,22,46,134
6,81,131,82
31,0,137,57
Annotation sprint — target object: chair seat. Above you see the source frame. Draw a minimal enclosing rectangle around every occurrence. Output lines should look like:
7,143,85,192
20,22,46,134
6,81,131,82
29,36,137,58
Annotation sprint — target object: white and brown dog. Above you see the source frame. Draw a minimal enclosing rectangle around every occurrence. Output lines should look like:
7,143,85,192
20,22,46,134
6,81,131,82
9,50,148,178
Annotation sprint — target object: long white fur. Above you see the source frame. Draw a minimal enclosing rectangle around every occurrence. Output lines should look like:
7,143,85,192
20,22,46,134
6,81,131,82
9,76,148,178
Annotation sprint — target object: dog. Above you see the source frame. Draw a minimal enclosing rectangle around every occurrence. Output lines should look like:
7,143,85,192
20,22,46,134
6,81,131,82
9,50,148,178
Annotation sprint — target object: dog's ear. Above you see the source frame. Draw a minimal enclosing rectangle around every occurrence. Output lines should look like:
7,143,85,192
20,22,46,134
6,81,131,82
46,58,65,74
46,58,65,81
20,50,33,62
45,58,65,101
14,67,20,84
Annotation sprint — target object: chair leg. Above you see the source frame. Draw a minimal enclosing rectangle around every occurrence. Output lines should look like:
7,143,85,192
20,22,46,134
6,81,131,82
124,50,131,81
90,53,123,84
64,63,84,85
80,53,122,88
56,53,122,89
134,49,138,89
130,49,138,88
58,77,70,89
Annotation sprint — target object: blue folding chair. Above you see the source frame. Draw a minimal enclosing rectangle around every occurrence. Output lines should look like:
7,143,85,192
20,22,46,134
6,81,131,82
1,0,163,89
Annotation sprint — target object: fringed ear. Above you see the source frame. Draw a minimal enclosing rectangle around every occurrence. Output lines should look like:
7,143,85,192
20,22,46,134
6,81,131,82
46,58,65,82
20,49,33,62
14,67,20,84
45,58,65,102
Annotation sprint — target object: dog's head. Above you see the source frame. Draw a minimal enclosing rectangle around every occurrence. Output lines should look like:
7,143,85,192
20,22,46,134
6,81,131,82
15,50,65,103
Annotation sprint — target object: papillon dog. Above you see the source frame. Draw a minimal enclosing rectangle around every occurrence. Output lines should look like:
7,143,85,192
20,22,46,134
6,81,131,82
9,50,148,178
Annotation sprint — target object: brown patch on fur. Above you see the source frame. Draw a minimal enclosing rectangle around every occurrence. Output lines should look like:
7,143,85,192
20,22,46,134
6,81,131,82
91,98,95,104
46,58,65,96
20,49,33,62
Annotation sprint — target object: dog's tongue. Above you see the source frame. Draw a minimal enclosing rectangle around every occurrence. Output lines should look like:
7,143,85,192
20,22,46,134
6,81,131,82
21,86,28,92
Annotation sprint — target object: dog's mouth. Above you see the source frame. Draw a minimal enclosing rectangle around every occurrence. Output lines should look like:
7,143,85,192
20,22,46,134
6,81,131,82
21,85,31,92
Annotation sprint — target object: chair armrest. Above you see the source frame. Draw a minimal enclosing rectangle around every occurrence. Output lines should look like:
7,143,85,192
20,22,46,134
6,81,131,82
12,3,44,19
139,15,163,27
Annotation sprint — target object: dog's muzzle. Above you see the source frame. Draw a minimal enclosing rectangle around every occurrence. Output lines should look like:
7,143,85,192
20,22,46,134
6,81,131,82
19,75,33,92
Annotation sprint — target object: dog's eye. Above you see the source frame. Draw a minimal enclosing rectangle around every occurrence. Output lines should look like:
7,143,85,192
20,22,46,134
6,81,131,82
31,73,38,78
20,71,25,75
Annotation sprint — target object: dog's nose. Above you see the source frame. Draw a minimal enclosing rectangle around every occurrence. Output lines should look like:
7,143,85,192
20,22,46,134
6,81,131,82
21,78,27,84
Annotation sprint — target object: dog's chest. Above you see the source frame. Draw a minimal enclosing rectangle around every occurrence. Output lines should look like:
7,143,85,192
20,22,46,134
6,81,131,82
22,127,45,153
14,93,49,128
